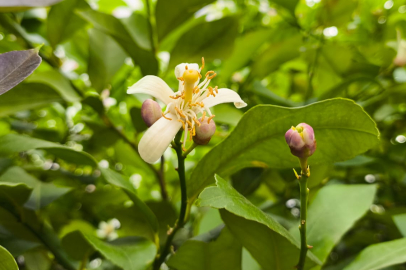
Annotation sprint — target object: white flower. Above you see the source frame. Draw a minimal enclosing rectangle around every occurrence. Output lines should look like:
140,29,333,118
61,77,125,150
96,219,120,241
127,58,247,164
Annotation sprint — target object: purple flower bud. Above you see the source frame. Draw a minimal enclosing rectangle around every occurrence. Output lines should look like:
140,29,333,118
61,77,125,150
285,123,316,158
193,117,216,145
141,99,162,127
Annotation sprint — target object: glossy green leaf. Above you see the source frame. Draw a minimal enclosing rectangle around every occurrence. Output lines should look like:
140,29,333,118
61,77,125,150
0,49,41,95
0,0,62,12
0,83,63,117
250,33,302,79
0,182,32,211
83,234,156,270
197,175,321,270
0,207,41,256
26,70,81,102
0,134,97,166
393,214,406,237
122,13,151,50
155,0,215,41
220,29,274,82
343,238,406,270
188,98,379,201
88,29,126,92
290,184,377,263
0,166,71,210
24,248,52,270
0,245,18,270
270,0,299,14
167,227,242,270
130,107,148,133
78,9,158,76
47,0,89,48
169,17,239,68
100,168,158,241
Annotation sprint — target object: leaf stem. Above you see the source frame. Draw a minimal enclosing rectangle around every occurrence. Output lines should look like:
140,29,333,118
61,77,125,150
153,131,188,270
145,0,157,54
297,165,310,270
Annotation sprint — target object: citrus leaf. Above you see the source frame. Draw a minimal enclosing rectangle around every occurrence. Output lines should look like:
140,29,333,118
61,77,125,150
188,98,379,201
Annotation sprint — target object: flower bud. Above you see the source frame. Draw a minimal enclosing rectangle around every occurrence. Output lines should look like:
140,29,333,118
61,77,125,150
394,30,406,67
193,117,216,145
285,123,316,159
141,99,162,127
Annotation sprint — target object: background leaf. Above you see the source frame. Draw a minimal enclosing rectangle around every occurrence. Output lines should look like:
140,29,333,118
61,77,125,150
290,184,377,263
83,234,156,270
343,238,406,270
167,227,242,270
197,175,321,269
169,17,239,68
155,0,215,41
0,0,62,12
0,134,97,166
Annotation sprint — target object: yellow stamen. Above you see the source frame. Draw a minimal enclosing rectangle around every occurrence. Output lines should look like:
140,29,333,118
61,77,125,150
178,119,185,130
175,107,186,118
186,120,193,127
207,115,215,124
185,65,188,70
177,77,184,81
205,71,216,79
170,95,181,99
201,111,206,122
214,86,218,93
193,117,201,126
201,57,205,70
162,112,172,120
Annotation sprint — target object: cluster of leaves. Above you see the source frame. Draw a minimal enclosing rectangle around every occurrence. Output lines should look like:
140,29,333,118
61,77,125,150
0,0,405,270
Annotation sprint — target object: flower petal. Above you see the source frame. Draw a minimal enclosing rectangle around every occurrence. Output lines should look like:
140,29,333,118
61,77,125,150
127,75,174,105
138,113,182,164
203,88,247,109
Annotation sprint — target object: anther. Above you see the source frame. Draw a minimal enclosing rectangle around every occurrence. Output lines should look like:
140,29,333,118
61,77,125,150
201,111,206,122
185,65,188,70
161,112,172,120
186,120,193,126
207,115,215,124
178,119,185,130
193,117,201,126
201,57,205,70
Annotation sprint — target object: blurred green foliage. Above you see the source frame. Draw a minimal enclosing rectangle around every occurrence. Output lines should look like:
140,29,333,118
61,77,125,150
0,0,405,269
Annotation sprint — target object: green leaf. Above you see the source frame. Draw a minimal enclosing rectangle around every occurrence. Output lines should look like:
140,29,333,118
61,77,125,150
61,231,94,261
197,175,321,270
0,49,41,95
83,234,156,270
270,0,299,14
169,17,239,68
220,29,274,82
155,0,215,41
0,182,32,211
188,98,379,201
130,107,148,133
250,33,302,79
290,184,377,263
393,214,406,237
26,70,81,102
47,0,89,48
122,13,151,50
100,168,159,242
0,166,71,210
88,28,126,92
0,134,97,166
78,9,158,76
24,248,52,270
167,227,242,270
0,207,41,256
343,238,406,270
0,83,63,117
0,245,18,270
0,0,62,12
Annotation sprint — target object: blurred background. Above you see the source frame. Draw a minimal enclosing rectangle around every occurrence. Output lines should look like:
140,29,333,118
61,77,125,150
0,0,406,269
